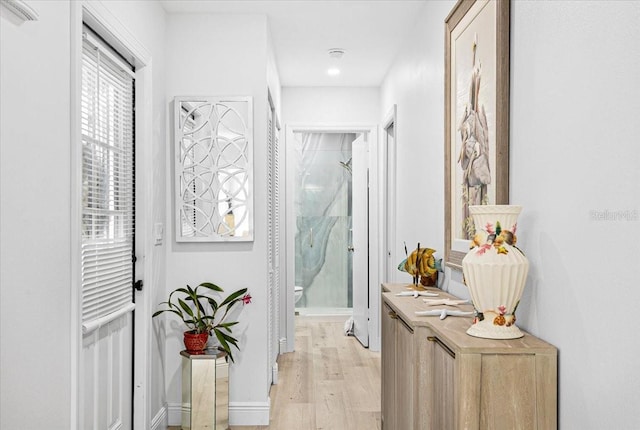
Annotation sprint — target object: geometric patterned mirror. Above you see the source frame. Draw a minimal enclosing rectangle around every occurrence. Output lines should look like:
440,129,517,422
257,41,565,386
174,96,253,241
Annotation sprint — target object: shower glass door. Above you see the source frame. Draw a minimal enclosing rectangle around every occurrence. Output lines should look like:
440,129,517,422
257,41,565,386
294,132,355,314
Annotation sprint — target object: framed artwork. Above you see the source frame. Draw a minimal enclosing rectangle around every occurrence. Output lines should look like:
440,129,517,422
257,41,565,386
174,96,254,242
444,0,510,269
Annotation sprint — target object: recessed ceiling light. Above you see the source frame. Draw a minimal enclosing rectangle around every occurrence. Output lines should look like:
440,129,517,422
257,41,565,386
327,68,341,76
328,48,346,59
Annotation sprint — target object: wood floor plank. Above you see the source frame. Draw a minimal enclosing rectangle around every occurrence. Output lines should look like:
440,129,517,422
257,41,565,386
169,315,380,430
318,346,344,380
315,379,350,429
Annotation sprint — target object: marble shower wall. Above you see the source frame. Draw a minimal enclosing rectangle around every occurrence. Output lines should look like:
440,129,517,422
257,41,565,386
294,132,356,309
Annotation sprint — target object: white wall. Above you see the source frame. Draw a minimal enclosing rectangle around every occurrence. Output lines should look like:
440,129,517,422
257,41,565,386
0,3,72,429
164,13,273,426
282,86,379,125
382,0,640,428
509,1,640,427
267,24,282,118
380,1,453,284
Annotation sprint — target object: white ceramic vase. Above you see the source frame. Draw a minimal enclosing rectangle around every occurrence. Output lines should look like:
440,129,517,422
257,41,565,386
462,205,529,339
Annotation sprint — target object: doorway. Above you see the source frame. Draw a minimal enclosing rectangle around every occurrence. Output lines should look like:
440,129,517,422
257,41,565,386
285,125,380,353
293,131,355,314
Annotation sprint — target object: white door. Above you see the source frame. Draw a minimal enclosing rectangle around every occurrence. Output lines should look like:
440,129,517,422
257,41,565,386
80,27,135,430
352,134,369,347
82,314,133,430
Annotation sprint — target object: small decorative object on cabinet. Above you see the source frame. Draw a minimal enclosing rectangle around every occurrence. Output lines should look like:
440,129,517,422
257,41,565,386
381,283,557,429
462,205,529,339
181,350,229,430
152,281,251,358
397,245,442,289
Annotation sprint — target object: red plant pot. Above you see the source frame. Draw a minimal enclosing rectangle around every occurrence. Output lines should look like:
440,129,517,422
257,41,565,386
183,331,208,354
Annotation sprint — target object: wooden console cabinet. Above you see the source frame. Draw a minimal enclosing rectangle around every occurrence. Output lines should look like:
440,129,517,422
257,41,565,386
381,283,557,430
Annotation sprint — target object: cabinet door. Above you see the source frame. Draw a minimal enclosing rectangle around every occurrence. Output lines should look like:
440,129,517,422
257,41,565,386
396,316,414,430
432,339,455,429
381,304,397,429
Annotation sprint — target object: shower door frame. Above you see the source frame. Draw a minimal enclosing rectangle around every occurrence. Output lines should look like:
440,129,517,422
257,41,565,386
284,124,380,352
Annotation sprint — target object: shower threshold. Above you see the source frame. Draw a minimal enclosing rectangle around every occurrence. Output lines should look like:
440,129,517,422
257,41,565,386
296,307,352,317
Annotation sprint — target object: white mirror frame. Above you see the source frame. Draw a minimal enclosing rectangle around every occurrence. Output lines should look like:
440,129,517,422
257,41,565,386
174,96,253,242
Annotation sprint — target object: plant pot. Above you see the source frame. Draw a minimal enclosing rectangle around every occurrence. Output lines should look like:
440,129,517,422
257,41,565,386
462,205,529,339
183,330,208,354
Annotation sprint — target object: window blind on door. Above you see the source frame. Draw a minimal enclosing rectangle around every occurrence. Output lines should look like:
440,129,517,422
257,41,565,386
81,27,135,334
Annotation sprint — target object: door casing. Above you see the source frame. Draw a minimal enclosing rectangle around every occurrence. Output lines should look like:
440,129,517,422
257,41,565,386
70,2,155,429
382,105,397,283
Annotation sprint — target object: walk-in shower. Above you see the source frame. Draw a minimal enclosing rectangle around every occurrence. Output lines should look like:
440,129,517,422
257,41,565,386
293,132,356,314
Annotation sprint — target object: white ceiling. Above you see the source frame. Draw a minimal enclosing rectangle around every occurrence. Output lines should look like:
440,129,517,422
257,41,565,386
159,0,427,87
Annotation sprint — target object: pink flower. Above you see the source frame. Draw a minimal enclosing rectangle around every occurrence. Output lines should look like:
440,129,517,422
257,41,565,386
498,305,506,315
485,222,495,234
242,293,252,305
476,244,492,255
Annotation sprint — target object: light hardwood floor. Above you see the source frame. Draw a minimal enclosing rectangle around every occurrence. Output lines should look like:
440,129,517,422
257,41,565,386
170,315,381,430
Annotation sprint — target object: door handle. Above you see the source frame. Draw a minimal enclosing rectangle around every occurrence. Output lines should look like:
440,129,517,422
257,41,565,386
134,280,143,291
347,245,354,252
309,227,313,248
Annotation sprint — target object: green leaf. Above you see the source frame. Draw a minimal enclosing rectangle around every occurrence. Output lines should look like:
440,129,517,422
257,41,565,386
217,321,239,333
199,282,224,292
214,328,234,362
194,298,206,314
153,308,182,318
217,321,239,328
219,288,248,307
217,332,239,351
178,298,194,317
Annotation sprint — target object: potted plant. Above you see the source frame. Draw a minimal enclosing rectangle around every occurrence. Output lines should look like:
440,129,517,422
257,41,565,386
152,281,251,361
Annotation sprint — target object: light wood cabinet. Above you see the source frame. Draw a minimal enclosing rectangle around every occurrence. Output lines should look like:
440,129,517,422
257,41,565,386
381,283,557,430
381,303,397,429
432,337,455,428
381,303,416,430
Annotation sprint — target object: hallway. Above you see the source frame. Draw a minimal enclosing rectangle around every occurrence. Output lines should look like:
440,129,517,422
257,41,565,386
171,316,381,430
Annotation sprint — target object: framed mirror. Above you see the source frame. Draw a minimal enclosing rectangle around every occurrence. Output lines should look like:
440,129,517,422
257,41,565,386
175,96,253,242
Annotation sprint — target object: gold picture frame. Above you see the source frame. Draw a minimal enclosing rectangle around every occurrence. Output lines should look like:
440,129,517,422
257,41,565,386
444,0,510,269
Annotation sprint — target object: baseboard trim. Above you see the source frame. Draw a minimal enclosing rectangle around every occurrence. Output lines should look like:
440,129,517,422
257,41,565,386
168,400,271,426
151,406,168,430
229,400,271,426
167,402,182,427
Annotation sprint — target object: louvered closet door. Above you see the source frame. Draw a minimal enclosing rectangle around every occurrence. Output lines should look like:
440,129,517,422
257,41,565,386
80,27,134,430
267,104,280,385
273,120,280,368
